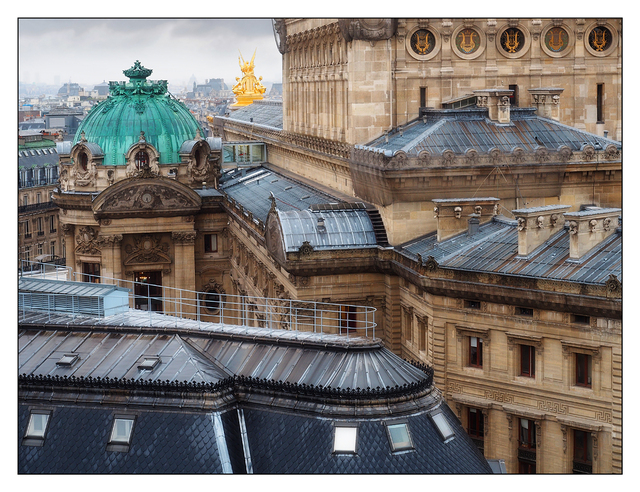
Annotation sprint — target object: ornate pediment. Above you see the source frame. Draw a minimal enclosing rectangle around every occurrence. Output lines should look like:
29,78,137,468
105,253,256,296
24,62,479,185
92,176,201,219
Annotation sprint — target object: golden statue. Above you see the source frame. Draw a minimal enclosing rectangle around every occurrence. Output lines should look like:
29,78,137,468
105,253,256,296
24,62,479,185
230,49,266,108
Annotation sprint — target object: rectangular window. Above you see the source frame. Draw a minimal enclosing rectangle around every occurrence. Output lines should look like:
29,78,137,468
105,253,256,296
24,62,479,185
520,345,536,378
333,426,358,454
50,241,55,258
50,215,56,233
516,307,533,317
467,408,485,454
36,193,42,204
418,317,426,351
386,423,413,452
204,233,218,253
596,84,604,123
575,353,592,387
82,262,101,283
573,429,593,473
465,300,481,310
37,217,43,235
431,411,455,442
469,336,483,368
23,220,31,238
22,411,51,446
106,416,136,452
572,314,590,325
420,87,427,108
403,309,412,342
340,305,358,334
509,84,519,107
519,419,536,449
23,195,28,206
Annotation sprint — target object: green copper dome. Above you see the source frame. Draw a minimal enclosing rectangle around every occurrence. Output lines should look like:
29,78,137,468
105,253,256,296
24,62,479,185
73,61,203,166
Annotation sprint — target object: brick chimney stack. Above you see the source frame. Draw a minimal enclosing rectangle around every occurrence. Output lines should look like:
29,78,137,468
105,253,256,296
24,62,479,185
433,197,501,242
512,205,571,257
528,88,564,121
564,208,621,259
473,89,513,124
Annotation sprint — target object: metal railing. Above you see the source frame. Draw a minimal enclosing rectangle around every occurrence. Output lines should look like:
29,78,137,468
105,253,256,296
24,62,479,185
18,260,377,340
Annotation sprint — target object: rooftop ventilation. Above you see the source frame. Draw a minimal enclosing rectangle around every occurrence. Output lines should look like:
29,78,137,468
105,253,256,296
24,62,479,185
512,204,571,257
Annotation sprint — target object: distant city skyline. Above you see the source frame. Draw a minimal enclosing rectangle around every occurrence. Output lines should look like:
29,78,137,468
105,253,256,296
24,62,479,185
19,18,283,90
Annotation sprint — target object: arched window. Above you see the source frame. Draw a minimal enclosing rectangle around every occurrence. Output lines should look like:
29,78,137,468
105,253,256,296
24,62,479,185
135,151,149,169
79,152,88,171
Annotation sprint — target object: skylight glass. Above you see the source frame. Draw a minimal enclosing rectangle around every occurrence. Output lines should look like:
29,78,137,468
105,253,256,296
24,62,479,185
56,354,79,366
333,426,357,453
387,423,413,451
138,357,160,371
110,418,134,444
431,412,455,442
26,412,50,438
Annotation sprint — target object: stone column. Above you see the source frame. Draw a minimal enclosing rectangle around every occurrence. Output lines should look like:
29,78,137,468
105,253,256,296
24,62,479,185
97,234,123,285
60,223,75,279
172,231,197,317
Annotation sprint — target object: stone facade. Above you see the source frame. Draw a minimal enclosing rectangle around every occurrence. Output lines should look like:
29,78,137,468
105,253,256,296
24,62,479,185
214,18,622,474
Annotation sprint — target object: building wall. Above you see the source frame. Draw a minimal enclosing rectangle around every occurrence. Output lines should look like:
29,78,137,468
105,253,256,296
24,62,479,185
282,19,621,144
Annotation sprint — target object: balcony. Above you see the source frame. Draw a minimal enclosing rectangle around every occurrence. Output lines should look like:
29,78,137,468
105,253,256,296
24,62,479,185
18,202,58,214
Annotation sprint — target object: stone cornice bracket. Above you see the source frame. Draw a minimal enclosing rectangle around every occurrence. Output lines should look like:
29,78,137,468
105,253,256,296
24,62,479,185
338,19,397,42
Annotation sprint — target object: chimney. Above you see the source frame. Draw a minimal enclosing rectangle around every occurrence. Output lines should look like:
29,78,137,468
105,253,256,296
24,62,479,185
433,197,500,242
512,204,571,257
473,89,513,124
564,208,621,259
528,88,564,121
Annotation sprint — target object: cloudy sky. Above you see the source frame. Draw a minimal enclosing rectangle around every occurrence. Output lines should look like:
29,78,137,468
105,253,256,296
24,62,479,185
18,18,283,90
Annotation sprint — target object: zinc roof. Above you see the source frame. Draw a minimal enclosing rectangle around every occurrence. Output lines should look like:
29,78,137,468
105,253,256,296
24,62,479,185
223,100,283,129
365,108,621,155
278,207,377,252
401,217,621,285
220,166,337,222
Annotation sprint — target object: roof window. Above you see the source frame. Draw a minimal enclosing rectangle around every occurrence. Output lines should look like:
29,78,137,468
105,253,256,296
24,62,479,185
56,353,79,367
386,422,414,452
22,410,51,446
138,356,161,371
333,425,358,454
107,416,136,452
431,411,455,443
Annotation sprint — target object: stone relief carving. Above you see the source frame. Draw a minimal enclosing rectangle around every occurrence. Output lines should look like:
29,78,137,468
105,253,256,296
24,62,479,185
75,226,101,255
99,183,196,214
171,231,197,243
569,221,578,235
124,234,171,265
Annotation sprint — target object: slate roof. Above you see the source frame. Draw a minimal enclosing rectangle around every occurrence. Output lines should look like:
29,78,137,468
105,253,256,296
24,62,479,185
18,146,58,169
364,108,621,156
242,404,491,474
18,292,492,474
224,100,283,129
400,216,622,285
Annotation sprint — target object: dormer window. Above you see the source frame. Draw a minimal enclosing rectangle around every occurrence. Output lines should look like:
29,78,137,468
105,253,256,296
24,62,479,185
135,150,149,169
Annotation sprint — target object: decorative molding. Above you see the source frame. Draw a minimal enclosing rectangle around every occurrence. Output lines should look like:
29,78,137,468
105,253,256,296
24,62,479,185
75,226,101,255
124,234,171,265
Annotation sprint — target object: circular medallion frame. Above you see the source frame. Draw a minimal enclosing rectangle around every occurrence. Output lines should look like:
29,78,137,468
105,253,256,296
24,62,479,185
496,24,531,59
406,26,441,61
584,22,618,57
452,25,486,60
540,24,574,58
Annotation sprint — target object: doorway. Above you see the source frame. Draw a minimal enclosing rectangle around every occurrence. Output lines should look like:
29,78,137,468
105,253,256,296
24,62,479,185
134,271,163,312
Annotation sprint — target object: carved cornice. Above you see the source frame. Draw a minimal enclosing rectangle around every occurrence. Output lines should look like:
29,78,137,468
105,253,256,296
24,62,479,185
338,19,397,42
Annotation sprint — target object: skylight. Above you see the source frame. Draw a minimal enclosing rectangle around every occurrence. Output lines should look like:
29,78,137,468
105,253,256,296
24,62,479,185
333,426,358,453
109,418,135,444
387,423,413,451
26,412,50,439
56,354,79,367
431,411,455,443
138,357,160,371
